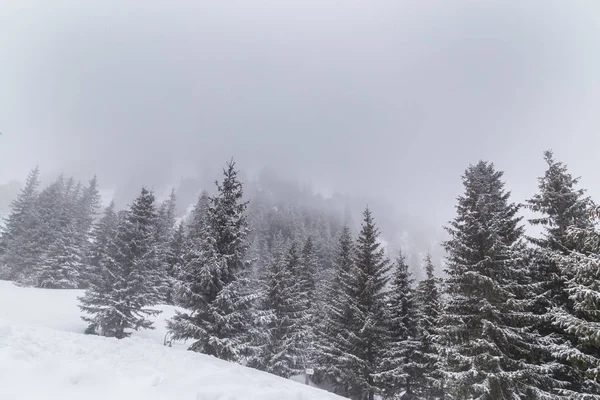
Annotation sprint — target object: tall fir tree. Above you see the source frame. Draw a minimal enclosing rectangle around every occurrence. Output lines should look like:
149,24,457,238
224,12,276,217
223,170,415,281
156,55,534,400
301,236,318,307
300,235,319,363
168,213,226,336
552,225,600,397
209,160,251,284
165,221,185,305
415,254,443,400
35,219,83,288
527,150,594,255
525,150,594,394
377,251,423,399
344,208,391,400
185,190,210,241
315,225,356,397
33,175,88,288
79,188,165,338
249,236,309,377
155,189,177,302
0,167,40,280
85,202,119,288
439,161,569,399
168,161,257,362
23,174,68,286
76,176,101,240
75,176,102,288
526,149,593,313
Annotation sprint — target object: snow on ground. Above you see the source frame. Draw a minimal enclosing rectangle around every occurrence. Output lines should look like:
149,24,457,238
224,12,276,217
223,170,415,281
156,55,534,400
0,280,345,400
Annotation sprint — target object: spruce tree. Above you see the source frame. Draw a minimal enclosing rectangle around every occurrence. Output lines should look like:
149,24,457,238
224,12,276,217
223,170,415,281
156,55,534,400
378,251,423,399
345,208,391,400
415,254,443,400
0,167,40,280
168,216,225,334
301,236,318,306
75,176,102,288
527,150,594,255
525,150,594,394
315,225,356,396
209,160,251,283
244,233,283,371
168,161,256,362
23,175,68,286
79,187,164,338
155,189,177,301
165,221,185,305
85,202,119,288
300,235,319,363
249,236,308,377
552,225,600,396
33,175,88,288
439,161,569,399
526,149,593,313
186,190,210,241
76,176,101,239
35,219,83,289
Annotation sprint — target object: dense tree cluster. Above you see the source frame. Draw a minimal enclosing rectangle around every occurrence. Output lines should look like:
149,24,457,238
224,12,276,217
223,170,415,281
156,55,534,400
0,169,101,288
2,151,600,399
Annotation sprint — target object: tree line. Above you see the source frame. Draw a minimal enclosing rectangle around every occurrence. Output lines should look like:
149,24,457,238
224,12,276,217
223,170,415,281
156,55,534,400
1,152,599,400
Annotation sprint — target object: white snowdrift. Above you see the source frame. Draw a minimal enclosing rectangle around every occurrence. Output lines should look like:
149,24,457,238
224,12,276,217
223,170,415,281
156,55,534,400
0,280,345,400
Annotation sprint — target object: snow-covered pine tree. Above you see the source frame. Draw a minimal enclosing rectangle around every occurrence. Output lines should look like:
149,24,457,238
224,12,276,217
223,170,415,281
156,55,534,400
552,225,600,396
22,174,68,286
75,176,101,240
157,189,177,235
35,218,84,289
170,190,210,308
74,176,102,287
155,189,177,302
525,150,594,394
168,161,257,362
414,254,443,400
0,167,40,280
63,176,80,209
33,175,91,288
301,236,318,306
377,251,423,399
185,190,210,241
168,213,225,336
243,233,276,365
300,235,320,364
526,149,593,314
439,161,569,399
79,187,164,338
259,239,311,377
246,234,293,375
314,224,356,397
85,202,119,288
246,234,267,289
209,160,251,284
243,233,277,370
165,221,185,305
527,150,594,255
344,208,391,400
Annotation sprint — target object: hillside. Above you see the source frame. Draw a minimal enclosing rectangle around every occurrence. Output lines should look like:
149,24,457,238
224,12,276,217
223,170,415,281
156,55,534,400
0,280,345,400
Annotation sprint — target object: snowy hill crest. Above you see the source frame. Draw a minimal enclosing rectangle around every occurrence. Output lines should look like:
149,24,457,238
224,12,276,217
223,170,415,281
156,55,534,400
0,281,344,400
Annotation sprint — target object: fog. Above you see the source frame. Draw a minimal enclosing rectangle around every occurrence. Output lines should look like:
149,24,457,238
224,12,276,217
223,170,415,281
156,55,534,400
1,1,600,239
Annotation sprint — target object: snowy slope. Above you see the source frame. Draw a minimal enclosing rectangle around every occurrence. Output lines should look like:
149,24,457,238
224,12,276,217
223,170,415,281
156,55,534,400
0,280,345,400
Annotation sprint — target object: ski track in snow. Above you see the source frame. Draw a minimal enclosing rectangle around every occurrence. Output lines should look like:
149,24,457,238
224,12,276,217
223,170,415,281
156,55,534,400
0,280,344,400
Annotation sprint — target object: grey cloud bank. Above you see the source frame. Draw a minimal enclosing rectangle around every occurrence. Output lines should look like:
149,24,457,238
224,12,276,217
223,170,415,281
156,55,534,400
1,0,599,232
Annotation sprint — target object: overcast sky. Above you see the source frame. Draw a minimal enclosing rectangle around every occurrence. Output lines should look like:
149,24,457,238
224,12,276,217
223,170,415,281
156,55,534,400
1,0,600,231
